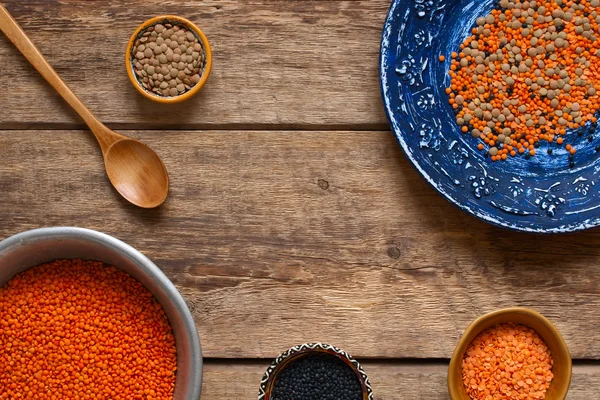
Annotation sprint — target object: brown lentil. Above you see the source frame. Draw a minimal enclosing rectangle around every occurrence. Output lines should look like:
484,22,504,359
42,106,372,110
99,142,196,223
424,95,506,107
132,21,206,97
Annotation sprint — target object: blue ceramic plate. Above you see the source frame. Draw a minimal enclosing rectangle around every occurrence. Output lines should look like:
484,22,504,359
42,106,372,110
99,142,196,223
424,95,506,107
380,0,600,233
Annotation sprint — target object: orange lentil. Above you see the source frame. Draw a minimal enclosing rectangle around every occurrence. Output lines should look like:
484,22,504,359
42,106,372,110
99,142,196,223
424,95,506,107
0,259,177,399
439,55,446,62
462,323,554,400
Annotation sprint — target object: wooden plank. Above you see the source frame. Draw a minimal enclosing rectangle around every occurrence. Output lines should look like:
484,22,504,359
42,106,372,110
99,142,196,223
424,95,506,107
0,0,388,128
1,130,600,359
202,360,600,399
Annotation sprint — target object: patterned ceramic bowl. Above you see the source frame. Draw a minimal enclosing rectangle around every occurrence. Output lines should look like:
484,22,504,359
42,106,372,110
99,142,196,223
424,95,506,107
258,343,373,400
126,15,212,104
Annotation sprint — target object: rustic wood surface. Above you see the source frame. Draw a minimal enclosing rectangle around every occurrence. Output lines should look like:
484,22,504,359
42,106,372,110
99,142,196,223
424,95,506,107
1,130,600,361
201,361,600,399
0,0,388,129
1,0,600,398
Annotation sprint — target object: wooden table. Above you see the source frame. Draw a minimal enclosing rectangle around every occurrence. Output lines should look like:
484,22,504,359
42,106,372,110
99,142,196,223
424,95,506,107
1,1,599,398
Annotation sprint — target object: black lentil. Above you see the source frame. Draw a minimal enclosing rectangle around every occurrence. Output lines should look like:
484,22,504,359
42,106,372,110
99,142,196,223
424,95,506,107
272,353,363,400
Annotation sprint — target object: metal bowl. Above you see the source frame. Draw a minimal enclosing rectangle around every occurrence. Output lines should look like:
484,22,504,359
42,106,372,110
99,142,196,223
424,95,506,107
0,227,202,400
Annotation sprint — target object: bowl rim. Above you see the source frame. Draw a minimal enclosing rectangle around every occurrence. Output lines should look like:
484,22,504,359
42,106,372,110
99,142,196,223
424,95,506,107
125,15,213,104
258,342,374,400
448,307,572,400
0,227,203,399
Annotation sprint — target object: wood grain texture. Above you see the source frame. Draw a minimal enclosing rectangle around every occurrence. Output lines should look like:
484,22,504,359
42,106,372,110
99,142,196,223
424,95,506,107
0,0,388,128
202,361,600,399
1,130,600,359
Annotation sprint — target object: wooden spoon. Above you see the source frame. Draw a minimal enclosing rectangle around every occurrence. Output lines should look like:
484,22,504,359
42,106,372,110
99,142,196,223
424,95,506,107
0,4,169,208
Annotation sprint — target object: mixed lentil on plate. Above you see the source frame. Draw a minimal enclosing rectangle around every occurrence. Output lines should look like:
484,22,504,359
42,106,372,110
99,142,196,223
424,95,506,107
446,0,600,164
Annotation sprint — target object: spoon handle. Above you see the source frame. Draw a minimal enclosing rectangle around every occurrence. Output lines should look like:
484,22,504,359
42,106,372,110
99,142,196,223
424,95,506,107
0,4,117,151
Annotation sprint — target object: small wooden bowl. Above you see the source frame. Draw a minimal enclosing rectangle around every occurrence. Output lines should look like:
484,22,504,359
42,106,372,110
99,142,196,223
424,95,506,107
125,15,212,104
258,343,373,400
448,307,572,400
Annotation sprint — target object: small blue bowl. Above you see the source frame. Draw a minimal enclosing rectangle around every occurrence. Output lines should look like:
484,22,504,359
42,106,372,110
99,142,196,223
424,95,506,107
381,0,600,233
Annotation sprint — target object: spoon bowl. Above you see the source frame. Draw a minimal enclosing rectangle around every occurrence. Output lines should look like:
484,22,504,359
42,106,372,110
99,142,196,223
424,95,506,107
105,139,169,208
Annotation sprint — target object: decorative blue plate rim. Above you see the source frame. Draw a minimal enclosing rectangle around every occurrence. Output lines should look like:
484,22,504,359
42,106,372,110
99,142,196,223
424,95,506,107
380,0,600,233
